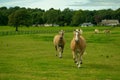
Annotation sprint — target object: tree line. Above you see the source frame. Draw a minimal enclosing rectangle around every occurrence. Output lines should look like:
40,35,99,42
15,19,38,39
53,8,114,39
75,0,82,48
0,6,120,31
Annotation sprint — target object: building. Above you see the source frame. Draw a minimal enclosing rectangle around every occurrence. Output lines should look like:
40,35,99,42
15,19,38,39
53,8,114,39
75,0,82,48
101,19,119,26
81,22,93,27
44,24,59,27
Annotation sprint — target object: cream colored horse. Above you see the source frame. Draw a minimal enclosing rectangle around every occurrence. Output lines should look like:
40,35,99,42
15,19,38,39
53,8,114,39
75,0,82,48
53,30,65,58
94,29,99,34
103,29,111,34
70,29,86,68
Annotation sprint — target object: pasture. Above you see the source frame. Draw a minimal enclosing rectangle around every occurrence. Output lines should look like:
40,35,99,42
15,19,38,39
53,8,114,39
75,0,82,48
0,26,120,80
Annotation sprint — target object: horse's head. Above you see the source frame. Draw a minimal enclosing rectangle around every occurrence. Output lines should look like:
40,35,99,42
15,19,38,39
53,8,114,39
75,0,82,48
74,29,80,42
59,30,64,40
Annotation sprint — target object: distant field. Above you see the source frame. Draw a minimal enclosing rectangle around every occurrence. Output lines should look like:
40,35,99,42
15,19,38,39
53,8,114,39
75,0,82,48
0,26,120,80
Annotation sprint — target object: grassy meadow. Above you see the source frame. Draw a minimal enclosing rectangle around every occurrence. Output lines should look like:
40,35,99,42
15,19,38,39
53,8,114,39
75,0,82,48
0,26,120,80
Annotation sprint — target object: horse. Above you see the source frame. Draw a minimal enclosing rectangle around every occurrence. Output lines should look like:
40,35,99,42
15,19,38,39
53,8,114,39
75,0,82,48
103,29,111,34
70,29,86,68
94,29,99,34
79,29,83,35
53,30,65,58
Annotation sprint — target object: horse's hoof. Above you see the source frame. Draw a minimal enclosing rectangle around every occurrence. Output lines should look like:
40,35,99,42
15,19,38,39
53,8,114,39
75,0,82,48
78,65,81,68
59,56,62,58
80,62,82,64
76,62,78,65
74,60,77,63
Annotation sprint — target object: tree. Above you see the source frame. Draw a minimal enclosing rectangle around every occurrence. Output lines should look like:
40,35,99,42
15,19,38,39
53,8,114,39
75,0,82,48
115,8,120,22
43,8,60,26
94,10,106,25
0,7,8,25
60,8,74,26
71,10,85,26
0,6,120,27
0,12,8,25
32,11,44,26
8,9,32,31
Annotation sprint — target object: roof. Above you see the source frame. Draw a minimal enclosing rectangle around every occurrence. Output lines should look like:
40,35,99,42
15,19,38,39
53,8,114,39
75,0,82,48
101,20,119,26
81,22,93,27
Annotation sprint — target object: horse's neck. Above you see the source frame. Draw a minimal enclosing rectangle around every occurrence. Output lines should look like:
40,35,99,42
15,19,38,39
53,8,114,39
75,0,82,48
73,38,80,44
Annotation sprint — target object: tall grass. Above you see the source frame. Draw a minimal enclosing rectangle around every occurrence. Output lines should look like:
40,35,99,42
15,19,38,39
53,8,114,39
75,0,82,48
0,26,120,80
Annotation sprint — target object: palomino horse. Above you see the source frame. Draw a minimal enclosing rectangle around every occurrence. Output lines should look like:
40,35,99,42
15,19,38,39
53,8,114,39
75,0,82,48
94,29,100,34
53,30,65,58
103,29,111,34
70,29,86,68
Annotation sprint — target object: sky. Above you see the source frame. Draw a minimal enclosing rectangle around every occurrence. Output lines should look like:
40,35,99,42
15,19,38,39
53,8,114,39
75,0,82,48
0,0,120,10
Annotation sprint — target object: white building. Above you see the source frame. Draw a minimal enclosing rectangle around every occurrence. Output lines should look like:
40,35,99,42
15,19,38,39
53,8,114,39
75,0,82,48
101,20,119,26
81,22,93,27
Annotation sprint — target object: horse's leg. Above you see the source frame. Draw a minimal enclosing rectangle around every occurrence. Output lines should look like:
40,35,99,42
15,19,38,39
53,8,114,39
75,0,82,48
72,50,77,63
77,51,84,68
58,47,62,58
76,53,79,66
61,45,64,53
77,53,81,68
60,45,64,58
80,50,85,64
80,53,83,64
55,45,57,56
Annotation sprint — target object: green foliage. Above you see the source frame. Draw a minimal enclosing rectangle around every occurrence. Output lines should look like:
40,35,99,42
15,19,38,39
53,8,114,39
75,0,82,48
0,6,120,27
60,8,74,26
0,12,8,25
31,10,44,26
71,10,84,26
8,9,32,31
44,8,60,26
0,7,8,25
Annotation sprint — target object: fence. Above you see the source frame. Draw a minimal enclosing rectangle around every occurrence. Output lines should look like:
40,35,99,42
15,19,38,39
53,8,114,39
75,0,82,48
0,30,72,36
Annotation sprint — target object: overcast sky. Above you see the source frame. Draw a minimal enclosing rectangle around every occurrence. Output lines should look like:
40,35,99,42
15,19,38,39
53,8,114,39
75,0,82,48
0,0,120,10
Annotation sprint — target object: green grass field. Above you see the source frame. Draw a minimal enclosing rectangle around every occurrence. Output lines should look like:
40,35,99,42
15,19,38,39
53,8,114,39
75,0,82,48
0,26,120,80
